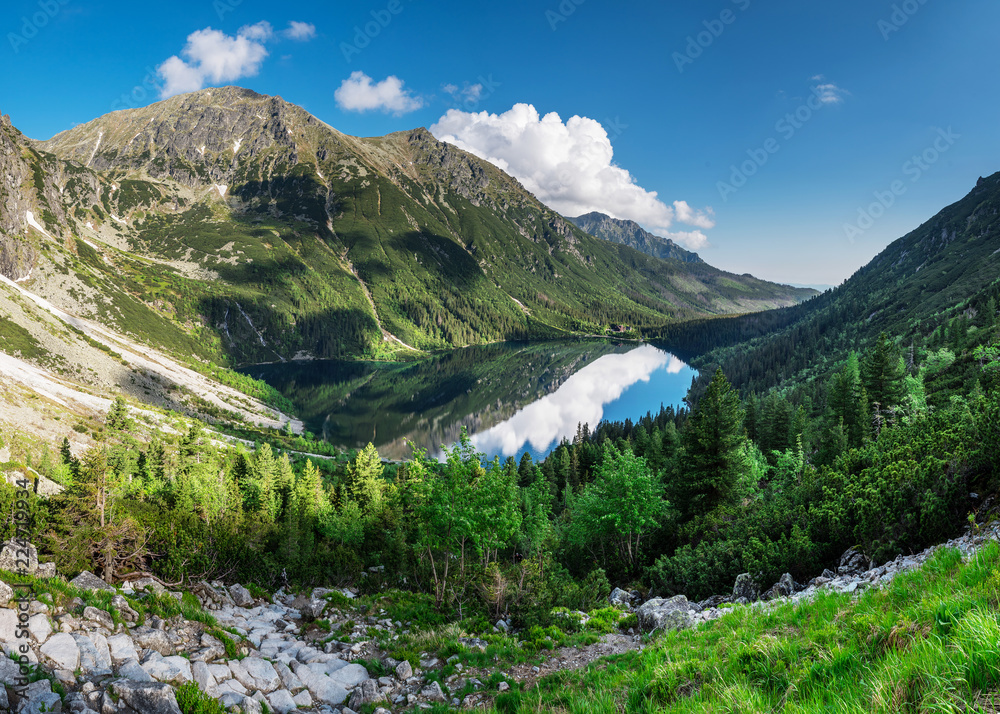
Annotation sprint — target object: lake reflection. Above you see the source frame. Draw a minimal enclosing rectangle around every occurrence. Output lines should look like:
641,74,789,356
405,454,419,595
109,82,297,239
471,345,690,459
244,341,694,461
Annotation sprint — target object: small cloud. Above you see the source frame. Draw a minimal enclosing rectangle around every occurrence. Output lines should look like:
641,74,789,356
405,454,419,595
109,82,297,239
239,21,273,41
157,25,271,98
813,81,848,104
443,82,483,104
672,200,715,230
811,74,825,81
335,72,424,115
284,21,316,41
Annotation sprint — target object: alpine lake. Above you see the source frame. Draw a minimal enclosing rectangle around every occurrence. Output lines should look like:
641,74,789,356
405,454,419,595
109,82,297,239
244,340,697,462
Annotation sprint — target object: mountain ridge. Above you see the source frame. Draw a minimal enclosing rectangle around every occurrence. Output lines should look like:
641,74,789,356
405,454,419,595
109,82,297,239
568,211,704,264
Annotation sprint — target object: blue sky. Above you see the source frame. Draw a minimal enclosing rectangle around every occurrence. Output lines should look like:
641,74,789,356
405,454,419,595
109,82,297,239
3,0,998,286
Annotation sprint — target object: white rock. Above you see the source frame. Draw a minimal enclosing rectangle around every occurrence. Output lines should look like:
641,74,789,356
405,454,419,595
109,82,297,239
267,688,297,713
292,689,313,707
0,609,17,642
330,662,369,688
107,633,139,665
26,613,51,644
40,632,80,670
162,655,193,682
191,660,216,693
243,656,281,692
118,658,155,682
297,665,348,705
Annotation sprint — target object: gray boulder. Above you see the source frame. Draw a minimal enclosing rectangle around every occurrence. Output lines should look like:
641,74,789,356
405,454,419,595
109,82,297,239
608,587,632,608
70,570,114,592
109,680,182,714
0,579,13,604
230,583,255,608
18,678,61,714
131,626,173,656
421,681,447,702
0,539,38,575
761,573,797,601
838,548,871,577
697,595,730,610
635,595,693,631
349,678,386,710
732,573,760,603
83,605,114,629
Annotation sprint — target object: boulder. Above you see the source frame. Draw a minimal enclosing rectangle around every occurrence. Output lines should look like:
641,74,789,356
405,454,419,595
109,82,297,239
348,678,386,710
83,605,114,629
111,594,140,623
696,595,730,610
421,681,447,702
230,583,255,608
297,664,348,705
118,659,155,682
129,577,166,595
132,626,173,655
0,579,13,604
73,632,112,676
761,573,797,601
70,570,114,592
107,633,139,665
395,659,412,681
267,688,298,714
27,613,52,644
0,539,38,575
609,587,632,608
35,562,57,578
838,548,871,577
635,595,693,631
18,678,61,714
109,680,183,714
0,609,17,642
732,573,760,603
329,662,369,688
40,631,81,670
243,656,281,692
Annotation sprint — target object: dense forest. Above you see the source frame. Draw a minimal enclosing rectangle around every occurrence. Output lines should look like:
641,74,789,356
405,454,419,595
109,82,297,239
5,290,998,628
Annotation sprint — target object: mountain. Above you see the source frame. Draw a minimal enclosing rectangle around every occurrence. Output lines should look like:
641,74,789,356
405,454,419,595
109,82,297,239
655,172,1000,395
0,87,816,375
568,211,704,263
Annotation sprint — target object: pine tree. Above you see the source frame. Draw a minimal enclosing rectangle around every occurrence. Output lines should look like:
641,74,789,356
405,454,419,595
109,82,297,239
862,333,905,417
676,369,748,518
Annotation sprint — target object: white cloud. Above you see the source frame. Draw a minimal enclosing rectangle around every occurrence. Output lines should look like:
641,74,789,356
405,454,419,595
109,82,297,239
335,72,424,115
157,20,317,99
430,104,714,249
284,21,316,41
158,26,270,98
814,82,848,104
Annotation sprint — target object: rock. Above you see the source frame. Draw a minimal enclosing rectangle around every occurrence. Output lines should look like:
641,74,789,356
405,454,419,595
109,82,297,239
191,660,216,693
349,678,385,710
70,571,114,592
636,595,693,631
118,659,154,682
18,678,61,714
421,681,447,702
761,573,796,601
498,681,510,692
0,579,12,604
243,656,281,692
267,689,298,714
732,573,760,603
0,654,21,684
230,583,255,608
27,613,52,644
696,595,730,610
109,680,183,714
395,660,412,681
74,633,112,676
107,634,139,666
273,661,305,693
0,609,16,642
35,562,57,578
329,662,369,688
297,665,348,706
111,595,140,623
609,587,632,607
0,539,38,575
41,631,81,670
838,548,871,577
495,619,509,632
129,577,166,595
131,627,173,656
291,690,313,708
83,605,115,630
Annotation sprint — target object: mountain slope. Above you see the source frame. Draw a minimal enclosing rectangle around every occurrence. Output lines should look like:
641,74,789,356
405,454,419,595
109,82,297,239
569,211,704,263
0,87,813,369
655,172,1000,394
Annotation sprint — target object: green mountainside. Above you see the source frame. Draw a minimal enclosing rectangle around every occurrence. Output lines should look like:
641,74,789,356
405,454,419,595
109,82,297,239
0,87,814,371
653,172,1000,396
569,211,704,263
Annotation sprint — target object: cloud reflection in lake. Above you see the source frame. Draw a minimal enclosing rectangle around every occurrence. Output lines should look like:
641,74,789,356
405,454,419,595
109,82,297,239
470,344,689,459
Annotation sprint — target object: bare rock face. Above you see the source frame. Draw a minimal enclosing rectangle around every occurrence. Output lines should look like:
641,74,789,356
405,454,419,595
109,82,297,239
732,573,760,603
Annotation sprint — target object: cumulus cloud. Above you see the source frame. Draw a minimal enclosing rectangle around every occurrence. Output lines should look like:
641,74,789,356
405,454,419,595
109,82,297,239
335,72,424,115
284,21,316,41
157,21,316,99
430,104,714,249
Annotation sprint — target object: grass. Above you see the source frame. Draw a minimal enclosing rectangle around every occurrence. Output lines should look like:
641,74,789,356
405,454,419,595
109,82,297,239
484,542,1000,713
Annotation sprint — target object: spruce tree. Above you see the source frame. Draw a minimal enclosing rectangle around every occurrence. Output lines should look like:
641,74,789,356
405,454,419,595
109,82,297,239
676,368,747,518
